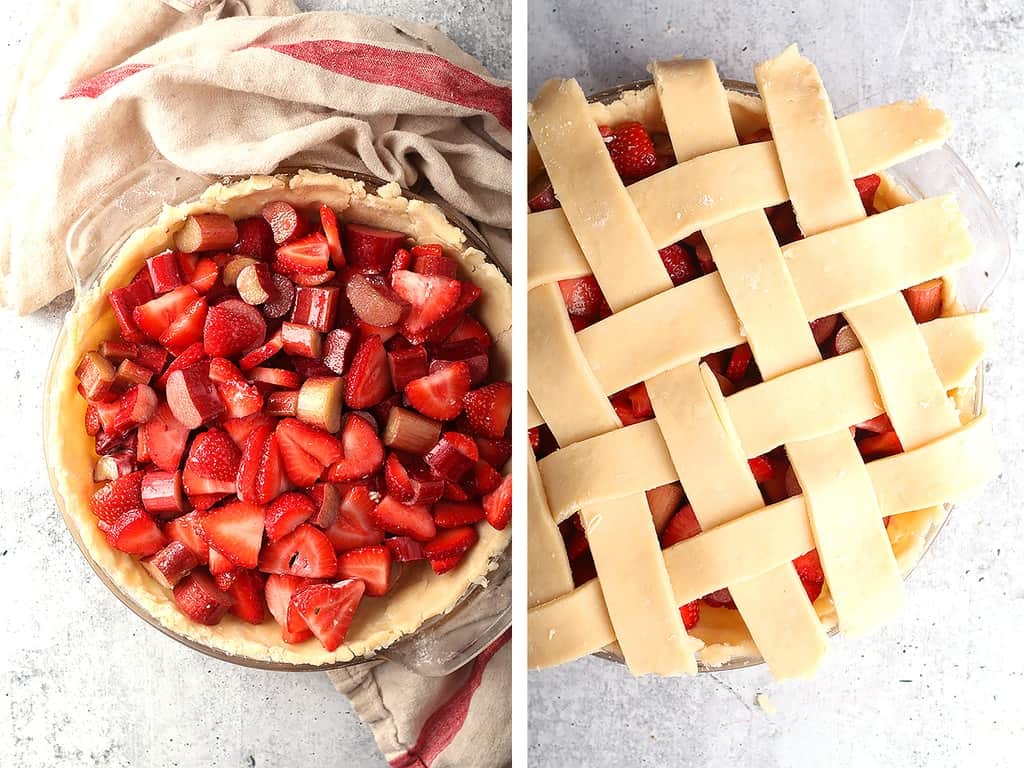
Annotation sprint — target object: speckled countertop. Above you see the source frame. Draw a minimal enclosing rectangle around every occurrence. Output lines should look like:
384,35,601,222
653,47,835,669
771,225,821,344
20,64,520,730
0,2,508,766
529,1,1023,767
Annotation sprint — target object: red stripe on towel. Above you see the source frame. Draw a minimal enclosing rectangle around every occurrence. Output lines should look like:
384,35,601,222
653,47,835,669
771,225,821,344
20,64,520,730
258,39,511,131
61,63,152,99
390,629,511,768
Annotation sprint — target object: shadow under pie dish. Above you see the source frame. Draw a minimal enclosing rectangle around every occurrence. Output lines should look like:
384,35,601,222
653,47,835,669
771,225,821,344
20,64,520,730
526,46,1004,679
46,170,512,667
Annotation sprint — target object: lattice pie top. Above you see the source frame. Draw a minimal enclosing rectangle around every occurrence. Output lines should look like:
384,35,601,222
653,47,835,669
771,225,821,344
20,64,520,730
526,46,1001,679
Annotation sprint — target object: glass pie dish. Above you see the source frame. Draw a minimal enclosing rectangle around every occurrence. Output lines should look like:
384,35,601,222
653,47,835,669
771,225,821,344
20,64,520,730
572,78,1010,673
43,159,511,675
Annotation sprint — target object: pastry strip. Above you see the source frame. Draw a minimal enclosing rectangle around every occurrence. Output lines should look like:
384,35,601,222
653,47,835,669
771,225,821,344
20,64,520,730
527,450,574,608
577,198,972,395
529,78,671,311
538,313,987,520
529,415,999,669
648,61,827,678
527,99,951,286
756,44,904,635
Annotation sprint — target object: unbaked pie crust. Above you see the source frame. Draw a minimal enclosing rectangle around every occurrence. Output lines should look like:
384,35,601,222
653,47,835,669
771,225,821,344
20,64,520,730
47,170,511,666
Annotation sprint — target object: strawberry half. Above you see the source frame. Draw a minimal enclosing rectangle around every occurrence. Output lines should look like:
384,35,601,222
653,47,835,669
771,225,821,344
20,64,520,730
264,573,315,643
183,428,242,501
344,334,392,409
601,121,659,182
679,600,700,630
203,299,267,358
236,424,290,504
164,511,210,564
320,204,344,268
482,474,511,531
462,381,512,438
90,470,146,525
390,270,461,337
336,545,392,597
275,418,344,486
274,233,331,275
103,508,168,556
326,485,385,552
405,362,471,421
258,524,337,578
265,492,315,542
434,500,486,528
423,525,478,560
326,414,385,482
372,496,436,542
290,580,366,652
218,569,266,625
199,500,265,569
661,504,701,549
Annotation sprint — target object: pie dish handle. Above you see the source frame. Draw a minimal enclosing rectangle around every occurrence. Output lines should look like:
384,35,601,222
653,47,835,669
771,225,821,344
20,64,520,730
64,157,214,299
378,548,511,677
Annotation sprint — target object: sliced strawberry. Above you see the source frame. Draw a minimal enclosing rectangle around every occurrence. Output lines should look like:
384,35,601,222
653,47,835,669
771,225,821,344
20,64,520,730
326,414,385,482
372,496,436,542
472,460,503,495
387,345,429,392
810,314,840,346
133,285,200,341
164,511,210,563
183,428,241,501
434,500,485,528
198,499,265,569
264,573,315,643
275,417,343,486
236,424,291,504
429,553,464,575
747,455,776,483
203,299,266,358
234,216,275,260
659,243,700,286
108,279,155,342
344,223,406,274
482,473,512,530
173,571,233,625
221,569,266,624
208,354,245,387
601,121,658,182
221,412,276,449
725,344,753,383
142,540,200,588
793,549,825,583
344,334,392,409
679,600,700,630
265,492,315,542
423,525,478,560
90,470,145,525
476,436,512,469
412,252,458,279
856,413,893,434
85,404,102,436
855,174,881,210
216,378,263,418
702,587,737,609
274,233,331,275
390,270,461,337
326,486,384,552
389,247,414,279
320,204,344,268
258,524,337,578
291,579,365,652
155,342,207,389
442,315,491,351
189,258,220,295
336,545,392,597
405,362,470,421
661,504,701,549
527,173,559,212
248,366,301,390
385,536,426,562
462,381,512,438
106,508,168,556
858,430,904,460
558,276,609,324
262,273,296,320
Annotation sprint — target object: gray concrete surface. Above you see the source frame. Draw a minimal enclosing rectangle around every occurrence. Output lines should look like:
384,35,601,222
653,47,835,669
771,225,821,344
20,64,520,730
0,2,508,767
528,1,1024,766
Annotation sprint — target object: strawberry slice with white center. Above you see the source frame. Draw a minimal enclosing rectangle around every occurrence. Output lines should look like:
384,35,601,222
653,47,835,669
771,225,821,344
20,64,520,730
90,470,145,525
264,573,315,643
275,418,344,487
325,486,385,552
326,414,385,482
105,508,168,556
265,492,315,542
203,299,267,358
462,381,512,438
216,378,264,418
371,496,436,542
158,297,208,355
173,571,233,626
434,500,486,528
183,428,242,500
390,270,461,337
216,569,266,625
344,335,393,409
258,523,337,578
236,424,291,504
320,204,344,268
423,525,478,561
274,233,331,275
163,511,211,564
482,473,511,531
198,499,265,569
405,361,471,421
336,545,392,597
221,412,276,449
290,579,366,652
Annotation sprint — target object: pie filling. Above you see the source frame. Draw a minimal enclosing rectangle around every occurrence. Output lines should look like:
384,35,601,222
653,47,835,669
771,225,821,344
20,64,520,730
58,173,512,661
526,48,999,678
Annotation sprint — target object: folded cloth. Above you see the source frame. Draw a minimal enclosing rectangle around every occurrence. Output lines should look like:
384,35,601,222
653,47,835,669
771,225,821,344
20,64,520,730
6,1,512,764
0,0,511,314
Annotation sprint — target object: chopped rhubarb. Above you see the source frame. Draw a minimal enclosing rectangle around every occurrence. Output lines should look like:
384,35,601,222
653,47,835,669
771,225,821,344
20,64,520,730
234,216,275,260
387,345,428,392
296,376,344,433
382,406,441,455
424,432,477,483
174,214,238,253
346,272,409,327
344,223,407,274
265,390,299,418
236,262,276,305
261,201,306,245
249,366,301,389
142,540,200,588
173,571,233,625
903,278,943,324
385,536,426,562
322,328,355,375
140,470,188,519
165,362,224,429
147,251,184,293
114,359,154,391
76,352,116,400
222,256,259,288
113,383,158,433
108,279,155,342
646,483,684,535
291,286,339,332
281,322,323,359
93,453,137,482
308,483,341,529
